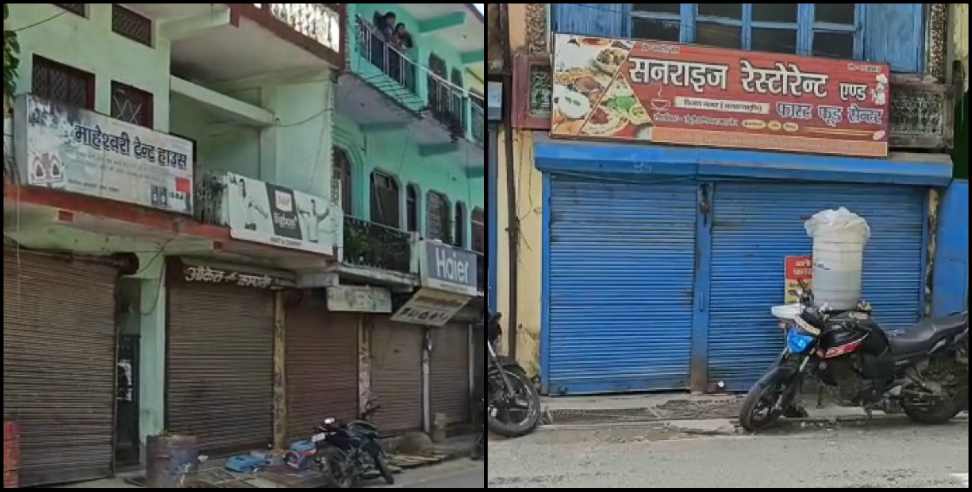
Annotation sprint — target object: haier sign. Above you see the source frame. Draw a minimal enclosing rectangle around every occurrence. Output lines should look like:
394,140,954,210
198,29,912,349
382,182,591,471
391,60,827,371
421,240,479,296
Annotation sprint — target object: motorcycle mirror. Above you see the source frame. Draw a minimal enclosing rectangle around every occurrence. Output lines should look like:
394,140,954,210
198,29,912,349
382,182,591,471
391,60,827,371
324,417,336,425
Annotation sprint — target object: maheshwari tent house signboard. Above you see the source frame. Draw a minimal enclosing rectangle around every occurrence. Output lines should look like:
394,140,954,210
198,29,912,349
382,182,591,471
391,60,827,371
550,34,891,158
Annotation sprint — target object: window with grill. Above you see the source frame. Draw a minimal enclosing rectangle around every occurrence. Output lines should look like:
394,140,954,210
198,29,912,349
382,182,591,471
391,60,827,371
56,4,86,17
113,5,152,46
454,201,466,248
426,191,450,243
370,171,400,229
111,81,153,128
31,55,94,109
472,207,485,254
406,184,419,233
614,4,861,58
332,147,352,215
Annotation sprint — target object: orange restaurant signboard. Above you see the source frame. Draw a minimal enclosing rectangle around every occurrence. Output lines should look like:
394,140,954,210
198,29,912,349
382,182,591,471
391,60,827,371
550,34,891,158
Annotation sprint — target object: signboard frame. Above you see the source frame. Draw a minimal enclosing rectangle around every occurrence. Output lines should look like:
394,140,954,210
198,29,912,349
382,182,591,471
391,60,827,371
326,286,392,313
390,287,472,327
418,240,480,297
550,34,891,157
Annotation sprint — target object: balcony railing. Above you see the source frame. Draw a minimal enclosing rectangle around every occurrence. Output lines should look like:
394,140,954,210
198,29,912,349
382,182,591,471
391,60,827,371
343,216,412,274
471,96,485,145
355,15,418,95
254,3,341,54
428,72,467,138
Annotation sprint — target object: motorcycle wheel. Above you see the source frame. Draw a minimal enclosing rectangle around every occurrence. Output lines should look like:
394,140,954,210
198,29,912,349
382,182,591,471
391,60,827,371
901,396,963,424
740,365,798,432
487,368,541,437
318,447,354,489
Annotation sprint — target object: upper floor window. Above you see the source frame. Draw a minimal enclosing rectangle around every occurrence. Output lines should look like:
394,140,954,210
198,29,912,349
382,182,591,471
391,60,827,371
560,4,861,60
370,171,400,229
32,55,94,109
332,147,352,215
406,184,419,233
454,201,466,248
113,5,152,47
471,207,485,254
56,4,87,17
111,81,153,128
426,190,450,243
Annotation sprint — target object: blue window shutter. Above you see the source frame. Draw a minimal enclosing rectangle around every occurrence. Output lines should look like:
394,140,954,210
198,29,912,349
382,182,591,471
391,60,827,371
863,4,924,73
552,4,629,37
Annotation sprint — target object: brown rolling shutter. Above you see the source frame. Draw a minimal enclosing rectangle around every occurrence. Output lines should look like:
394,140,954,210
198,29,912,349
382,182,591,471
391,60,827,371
3,251,117,487
286,297,358,443
167,283,274,453
430,324,470,425
370,318,423,434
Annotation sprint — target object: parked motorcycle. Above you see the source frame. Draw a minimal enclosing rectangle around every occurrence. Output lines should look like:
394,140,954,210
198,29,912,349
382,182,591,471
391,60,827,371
486,311,541,437
304,403,394,487
740,287,969,431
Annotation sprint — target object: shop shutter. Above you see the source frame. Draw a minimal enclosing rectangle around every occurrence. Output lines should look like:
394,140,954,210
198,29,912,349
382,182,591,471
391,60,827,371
370,319,423,433
286,299,359,443
709,182,926,391
547,175,697,394
167,283,274,453
430,325,470,425
3,251,116,486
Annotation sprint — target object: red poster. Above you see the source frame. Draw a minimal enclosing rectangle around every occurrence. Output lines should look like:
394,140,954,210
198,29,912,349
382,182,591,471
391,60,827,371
785,255,813,303
551,34,890,157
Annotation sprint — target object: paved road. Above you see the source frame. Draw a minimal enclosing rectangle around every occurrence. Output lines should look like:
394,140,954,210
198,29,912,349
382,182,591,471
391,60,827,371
488,418,968,488
382,459,483,488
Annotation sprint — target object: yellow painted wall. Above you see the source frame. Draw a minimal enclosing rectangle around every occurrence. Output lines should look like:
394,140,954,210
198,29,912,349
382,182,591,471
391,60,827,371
495,127,544,378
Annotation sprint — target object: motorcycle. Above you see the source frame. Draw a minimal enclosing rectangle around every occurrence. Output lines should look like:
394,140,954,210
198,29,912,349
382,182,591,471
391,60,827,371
486,311,542,437
740,286,969,432
305,402,395,488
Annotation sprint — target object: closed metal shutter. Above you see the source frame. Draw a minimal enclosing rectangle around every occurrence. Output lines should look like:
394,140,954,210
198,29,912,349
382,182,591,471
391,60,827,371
709,182,926,391
167,283,274,453
547,176,698,394
370,318,423,433
286,297,358,443
3,251,116,487
430,324,470,425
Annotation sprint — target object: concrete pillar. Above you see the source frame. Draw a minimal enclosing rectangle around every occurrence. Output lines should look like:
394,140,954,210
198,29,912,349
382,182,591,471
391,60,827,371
273,291,287,450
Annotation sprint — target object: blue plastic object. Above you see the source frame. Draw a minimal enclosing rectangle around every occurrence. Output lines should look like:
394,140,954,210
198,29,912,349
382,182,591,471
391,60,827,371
225,454,270,473
786,328,815,354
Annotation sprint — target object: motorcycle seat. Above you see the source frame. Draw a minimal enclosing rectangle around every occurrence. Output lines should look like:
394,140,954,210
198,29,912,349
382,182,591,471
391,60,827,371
885,311,968,355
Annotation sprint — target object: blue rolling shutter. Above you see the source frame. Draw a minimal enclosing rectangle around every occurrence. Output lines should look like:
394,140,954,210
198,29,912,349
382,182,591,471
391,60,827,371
547,175,696,395
552,4,630,38
708,182,925,391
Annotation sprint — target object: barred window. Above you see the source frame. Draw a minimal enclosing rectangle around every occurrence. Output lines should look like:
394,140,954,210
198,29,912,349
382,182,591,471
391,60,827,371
113,5,152,46
426,191,450,242
370,171,400,229
406,184,419,233
32,55,94,109
471,207,485,254
111,81,153,128
454,201,466,248
332,147,352,215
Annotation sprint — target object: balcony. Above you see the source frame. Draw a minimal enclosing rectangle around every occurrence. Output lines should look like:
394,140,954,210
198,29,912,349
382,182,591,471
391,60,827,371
471,96,485,145
338,14,484,148
343,216,412,274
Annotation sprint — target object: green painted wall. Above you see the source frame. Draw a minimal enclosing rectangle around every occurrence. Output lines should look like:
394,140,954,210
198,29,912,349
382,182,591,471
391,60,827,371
9,4,172,131
346,4,484,114
333,111,484,246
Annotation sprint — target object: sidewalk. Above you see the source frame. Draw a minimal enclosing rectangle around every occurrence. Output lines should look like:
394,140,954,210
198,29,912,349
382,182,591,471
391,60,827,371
540,391,969,432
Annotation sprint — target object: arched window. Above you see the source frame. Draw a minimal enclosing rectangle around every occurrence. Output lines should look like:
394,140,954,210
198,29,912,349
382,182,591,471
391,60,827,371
426,190,450,242
406,184,419,233
332,147,352,215
370,170,400,228
454,201,467,248
472,207,485,253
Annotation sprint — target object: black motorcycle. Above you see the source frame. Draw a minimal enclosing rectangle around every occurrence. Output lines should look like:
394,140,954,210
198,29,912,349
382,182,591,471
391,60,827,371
487,311,541,437
311,403,394,488
740,287,969,431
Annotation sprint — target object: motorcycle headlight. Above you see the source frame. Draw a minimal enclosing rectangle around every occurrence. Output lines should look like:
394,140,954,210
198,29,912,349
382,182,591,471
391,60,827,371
786,328,816,354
